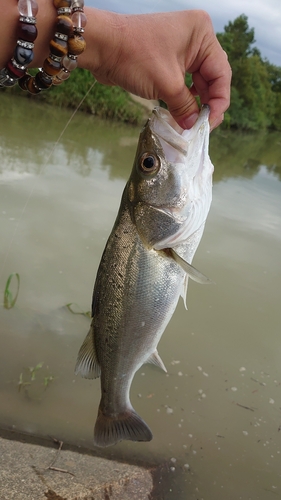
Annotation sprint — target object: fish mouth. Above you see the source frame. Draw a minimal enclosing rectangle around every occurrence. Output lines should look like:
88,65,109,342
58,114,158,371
150,105,210,156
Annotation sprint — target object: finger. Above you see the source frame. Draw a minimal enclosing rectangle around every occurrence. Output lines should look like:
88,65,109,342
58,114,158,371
192,64,231,129
163,83,200,129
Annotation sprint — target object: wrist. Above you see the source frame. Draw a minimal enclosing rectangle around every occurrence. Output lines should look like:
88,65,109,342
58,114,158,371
77,8,126,76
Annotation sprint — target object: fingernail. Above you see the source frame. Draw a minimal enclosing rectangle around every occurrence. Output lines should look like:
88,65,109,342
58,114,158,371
181,113,199,129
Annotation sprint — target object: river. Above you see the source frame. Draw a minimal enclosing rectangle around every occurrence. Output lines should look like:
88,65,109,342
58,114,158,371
0,93,281,499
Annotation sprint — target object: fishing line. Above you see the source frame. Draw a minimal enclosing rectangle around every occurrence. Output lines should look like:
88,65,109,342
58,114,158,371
0,79,97,283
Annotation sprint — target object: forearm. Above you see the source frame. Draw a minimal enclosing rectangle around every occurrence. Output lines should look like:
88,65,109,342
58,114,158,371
0,1,122,72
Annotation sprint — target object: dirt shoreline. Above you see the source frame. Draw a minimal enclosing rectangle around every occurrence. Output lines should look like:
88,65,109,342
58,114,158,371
0,427,171,500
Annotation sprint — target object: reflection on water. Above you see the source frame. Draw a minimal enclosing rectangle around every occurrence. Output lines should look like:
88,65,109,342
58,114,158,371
0,94,281,499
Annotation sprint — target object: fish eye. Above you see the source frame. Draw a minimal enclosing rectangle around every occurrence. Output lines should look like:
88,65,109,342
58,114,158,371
139,153,160,174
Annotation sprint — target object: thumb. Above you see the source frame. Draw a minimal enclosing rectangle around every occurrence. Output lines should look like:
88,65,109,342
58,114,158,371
165,84,199,129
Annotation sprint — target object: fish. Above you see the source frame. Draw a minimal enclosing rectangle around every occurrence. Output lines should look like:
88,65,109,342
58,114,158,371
75,105,214,447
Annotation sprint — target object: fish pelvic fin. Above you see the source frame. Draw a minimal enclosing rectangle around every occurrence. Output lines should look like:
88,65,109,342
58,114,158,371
146,350,167,373
93,407,153,448
168,248,213,285
75,322,101,379
181,274,189,311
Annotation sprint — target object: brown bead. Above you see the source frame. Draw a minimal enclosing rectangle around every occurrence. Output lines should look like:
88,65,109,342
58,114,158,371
68,35,86,56
17,22,37,42
57,15,73,36
53,0,71,8
18,74,30,91
43,57,61,76
50,37,68,58
26,76,41,94
35,71,53,90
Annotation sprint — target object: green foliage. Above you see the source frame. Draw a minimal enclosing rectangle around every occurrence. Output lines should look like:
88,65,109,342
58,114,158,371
44,69,143,124
217,14,256,65
217,14,281,131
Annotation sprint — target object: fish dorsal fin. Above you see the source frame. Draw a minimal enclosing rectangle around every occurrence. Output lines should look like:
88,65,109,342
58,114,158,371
146,350,167,373
169,248,213,285
75,323,101,379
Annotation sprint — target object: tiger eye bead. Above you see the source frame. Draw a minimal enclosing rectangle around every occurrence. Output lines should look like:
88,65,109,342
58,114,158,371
53,0,71,8
68,35,86,55
43,56,61,76
50,37,68,58
56,14,73,36
17,22,37,42
26,75,41,94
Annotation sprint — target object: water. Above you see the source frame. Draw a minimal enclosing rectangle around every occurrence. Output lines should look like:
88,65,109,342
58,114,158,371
0,93,281,499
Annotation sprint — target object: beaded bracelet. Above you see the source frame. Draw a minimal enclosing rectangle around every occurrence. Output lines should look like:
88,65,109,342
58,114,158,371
19,0,87,93
0,0,86,93
53,0,87,86
0,0,38,88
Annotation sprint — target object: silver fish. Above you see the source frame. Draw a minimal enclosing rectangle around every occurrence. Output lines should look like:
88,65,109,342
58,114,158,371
75,105,214,447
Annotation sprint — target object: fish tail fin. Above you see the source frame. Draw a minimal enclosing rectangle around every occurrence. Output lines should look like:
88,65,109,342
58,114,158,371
93,407,153,447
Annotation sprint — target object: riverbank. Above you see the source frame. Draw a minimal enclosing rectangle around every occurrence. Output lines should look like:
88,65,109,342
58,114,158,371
3,69,152,126
0,428,170,500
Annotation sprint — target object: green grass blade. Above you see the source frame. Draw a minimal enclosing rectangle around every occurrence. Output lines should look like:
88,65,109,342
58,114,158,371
65,302,91,318
4,273,20,309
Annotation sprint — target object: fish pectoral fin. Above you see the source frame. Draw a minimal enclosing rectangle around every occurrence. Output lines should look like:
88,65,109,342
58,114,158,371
146,350,167,373
94,407,153,447
75,322,101,379
169,248,213,285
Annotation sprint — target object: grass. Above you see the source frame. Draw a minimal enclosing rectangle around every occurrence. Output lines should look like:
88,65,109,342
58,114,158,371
18,362,56,396
4,273,20,309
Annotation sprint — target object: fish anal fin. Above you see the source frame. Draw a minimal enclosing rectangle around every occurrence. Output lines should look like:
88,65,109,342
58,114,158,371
94,408,153,447
167,248,213,285
75,322,101,379
146,350,167,373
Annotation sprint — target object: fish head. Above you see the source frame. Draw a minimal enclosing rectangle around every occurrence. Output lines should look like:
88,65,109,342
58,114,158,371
127,106,214,250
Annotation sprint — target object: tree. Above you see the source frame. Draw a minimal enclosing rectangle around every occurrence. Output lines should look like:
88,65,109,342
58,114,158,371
217,14,281,130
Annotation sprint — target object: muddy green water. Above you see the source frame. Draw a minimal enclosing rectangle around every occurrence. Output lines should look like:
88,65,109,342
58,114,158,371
0,93,281,499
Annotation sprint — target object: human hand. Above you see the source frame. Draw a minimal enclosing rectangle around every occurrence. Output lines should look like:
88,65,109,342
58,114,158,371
82,9,231,130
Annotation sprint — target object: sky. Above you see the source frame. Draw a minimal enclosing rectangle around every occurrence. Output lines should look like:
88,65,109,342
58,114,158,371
87,0,281,66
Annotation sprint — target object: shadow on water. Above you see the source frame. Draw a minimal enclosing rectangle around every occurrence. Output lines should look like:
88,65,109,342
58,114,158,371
0,94,281,499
